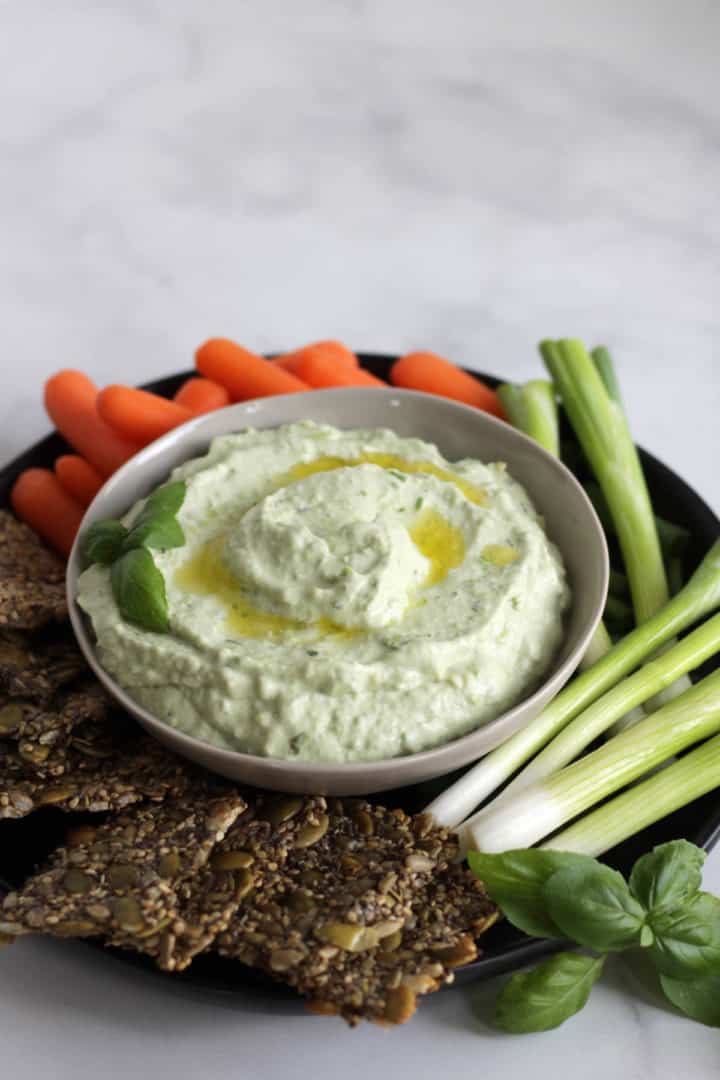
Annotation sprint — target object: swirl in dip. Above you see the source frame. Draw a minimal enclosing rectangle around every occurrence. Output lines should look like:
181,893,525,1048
77,421,570,762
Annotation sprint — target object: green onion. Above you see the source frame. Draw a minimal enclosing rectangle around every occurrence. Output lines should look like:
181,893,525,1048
497,375,612,674
497,380,559,456
577,620,613,671
542,734,720,857
462,669,720,853
590,345,624,407
584,481,691,563
548,341,691,716
468,611,720,805
541,339,668,624
425,540,720,829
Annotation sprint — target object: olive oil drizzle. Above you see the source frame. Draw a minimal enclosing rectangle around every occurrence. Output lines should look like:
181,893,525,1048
175,454,475,640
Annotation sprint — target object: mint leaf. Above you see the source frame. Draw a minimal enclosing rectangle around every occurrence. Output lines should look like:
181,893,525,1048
138,481,186,520
649,892,720,977
124,513,185,552
110,549,169,633
630,841,705,915
467,850,598,940
543,864,646,952
81,520,129,566
495,952,605,1033
660,973,720,1027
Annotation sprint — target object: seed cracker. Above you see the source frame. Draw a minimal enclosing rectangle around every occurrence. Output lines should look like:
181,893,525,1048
0,629,86,705
0,681,113,773
0,512,67,630
0,731,196,819
118,795,328,972
302,860,498,1025
217,799,496,1023
0,792,245,943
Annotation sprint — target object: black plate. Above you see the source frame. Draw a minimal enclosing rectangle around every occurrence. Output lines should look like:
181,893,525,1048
2,354,719,1001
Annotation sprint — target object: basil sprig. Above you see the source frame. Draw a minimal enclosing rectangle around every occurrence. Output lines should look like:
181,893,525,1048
81,481,186,633
469,840,720,1033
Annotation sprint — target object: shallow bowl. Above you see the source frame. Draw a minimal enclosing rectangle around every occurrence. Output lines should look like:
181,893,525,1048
67,387,608,795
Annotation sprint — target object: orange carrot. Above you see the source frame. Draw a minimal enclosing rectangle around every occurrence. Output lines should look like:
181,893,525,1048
54,454,104,508
11,468,85,557
293,351,387,389
44,370,141,478
195,339,308,399
275,340,359,375
174,377,230,414
390,352,506,418
97,385,193,445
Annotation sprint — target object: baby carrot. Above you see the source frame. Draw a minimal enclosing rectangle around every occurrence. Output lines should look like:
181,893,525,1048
293,350,387,389
275,340,359,375
391,352,506,418
11,468,85,557
174,377,230,413
54,454,104,507
44,370,141,478
97,385,193,445
195,339,308,399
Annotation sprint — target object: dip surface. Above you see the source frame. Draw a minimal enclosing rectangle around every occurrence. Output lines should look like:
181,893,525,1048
78,422,570,762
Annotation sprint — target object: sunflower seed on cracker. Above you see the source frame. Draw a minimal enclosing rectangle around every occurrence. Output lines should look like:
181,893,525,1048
0,791,245,941
0,512,67,630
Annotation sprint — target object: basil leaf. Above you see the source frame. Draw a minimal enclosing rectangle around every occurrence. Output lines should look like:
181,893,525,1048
660,973,720,1027
495,952,605,1034
124,513,185,552
467,850,598,939
649,892,720,977
543,864,647,952
81,520,129,566
137,481,186,521
629,841,705,915
110,549,169,633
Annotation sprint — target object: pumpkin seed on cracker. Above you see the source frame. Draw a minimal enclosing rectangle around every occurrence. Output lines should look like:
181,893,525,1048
0,731,195,818
0,791,246,942
0,629,86,705
216,799,496,1023
120,794,329,972
299,859,498,1026
0,512,67,630
0,681,113,775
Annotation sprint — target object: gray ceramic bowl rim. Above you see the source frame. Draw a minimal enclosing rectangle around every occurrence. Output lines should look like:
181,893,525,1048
67,387,609,788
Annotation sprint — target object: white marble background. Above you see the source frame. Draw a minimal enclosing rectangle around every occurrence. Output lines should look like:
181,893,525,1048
1,0,719,1076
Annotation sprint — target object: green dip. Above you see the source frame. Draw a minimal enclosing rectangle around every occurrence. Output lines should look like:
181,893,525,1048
77,421,570,762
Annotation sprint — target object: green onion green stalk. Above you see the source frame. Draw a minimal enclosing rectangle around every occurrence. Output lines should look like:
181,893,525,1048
585,481,691,564
426,540,720,829
542,733,720,857
496,377,614,675
540,339,668,625
496,380,560,457
544,340,692,715
461,669,720,854
466,611,720,808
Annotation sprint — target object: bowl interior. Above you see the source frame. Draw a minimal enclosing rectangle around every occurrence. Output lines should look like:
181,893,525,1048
67,388,608,793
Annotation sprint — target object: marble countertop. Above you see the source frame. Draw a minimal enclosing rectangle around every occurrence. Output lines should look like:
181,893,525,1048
1,0,718,1075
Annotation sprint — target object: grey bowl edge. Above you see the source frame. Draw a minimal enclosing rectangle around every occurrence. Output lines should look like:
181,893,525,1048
66,387,609,795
